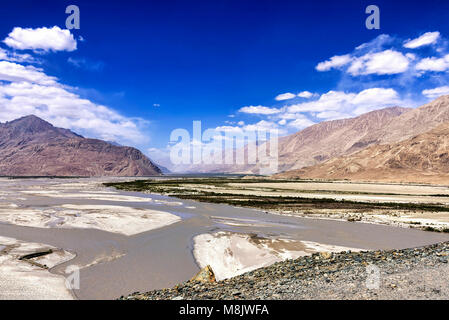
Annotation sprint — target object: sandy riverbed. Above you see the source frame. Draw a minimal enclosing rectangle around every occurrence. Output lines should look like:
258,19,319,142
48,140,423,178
0,203,181,236
0,235,74,300
1,178,449,299
193,231,360,280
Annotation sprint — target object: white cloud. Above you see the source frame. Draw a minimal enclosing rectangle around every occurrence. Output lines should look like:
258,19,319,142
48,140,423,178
416,54,449,72
297,91,314,98
3,26,77,52
404,31,440,49
226,88,402,135
422,86,449,99
0,47,38,63
315,54,352,71
298,91,313,99
351,88,400,115
278,112,306,120
215,125,244,133
315,111,351,120
0,81,147,144
243,120,286,134
275,92,296,101
287,88,401,119
288,91,355,113
214,120,286,137
0,27,149,146
226,31,447,135
316,32,442,77
216,120,284,135
347,50,410,75
0,61,57,85
0,48,6,60
0,52,148,145
238,105,281,115
287,116,315,130
275,91,315,101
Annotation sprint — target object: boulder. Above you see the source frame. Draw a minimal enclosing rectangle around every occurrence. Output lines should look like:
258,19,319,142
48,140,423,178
190,265,216,283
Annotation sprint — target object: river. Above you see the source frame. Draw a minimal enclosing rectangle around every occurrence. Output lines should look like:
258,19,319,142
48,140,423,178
0,177,448,299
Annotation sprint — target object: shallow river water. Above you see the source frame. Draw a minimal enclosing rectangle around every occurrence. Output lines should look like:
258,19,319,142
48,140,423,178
0,178,448,300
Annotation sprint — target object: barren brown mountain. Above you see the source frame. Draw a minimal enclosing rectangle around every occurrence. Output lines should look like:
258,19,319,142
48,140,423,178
274,106,410,172
346,95,449,147
0,115,162,177
275,121,449,184
274,95,449,182
176,106,409,174
189,95,449,176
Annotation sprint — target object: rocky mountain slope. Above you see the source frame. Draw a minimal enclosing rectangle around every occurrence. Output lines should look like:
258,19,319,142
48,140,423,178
176,106,409,174
275,121,449,184
180,95,449,176
0,115,162,177
369,95,449,145
275,106,409,172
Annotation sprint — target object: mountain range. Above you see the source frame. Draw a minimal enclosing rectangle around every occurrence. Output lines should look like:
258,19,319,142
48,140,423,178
3,95,449,182
274,95,449,183
175,105,411,174
0,115,161,177
176,95,449,184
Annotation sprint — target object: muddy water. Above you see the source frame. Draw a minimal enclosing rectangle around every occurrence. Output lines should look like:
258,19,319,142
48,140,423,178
0,178,449,300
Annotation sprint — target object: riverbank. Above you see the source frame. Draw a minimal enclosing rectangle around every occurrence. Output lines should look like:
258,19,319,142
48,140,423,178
122,241,449,300
192,231,360,281
105,178,449,232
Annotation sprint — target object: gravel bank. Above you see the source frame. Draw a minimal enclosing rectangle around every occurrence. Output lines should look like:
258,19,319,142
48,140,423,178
122,241,449,300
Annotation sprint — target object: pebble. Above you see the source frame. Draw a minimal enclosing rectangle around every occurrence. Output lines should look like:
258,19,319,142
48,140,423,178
121,241,449,300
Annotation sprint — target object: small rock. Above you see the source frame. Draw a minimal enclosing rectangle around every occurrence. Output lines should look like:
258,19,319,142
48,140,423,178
319,252,332,259
190,265,216,283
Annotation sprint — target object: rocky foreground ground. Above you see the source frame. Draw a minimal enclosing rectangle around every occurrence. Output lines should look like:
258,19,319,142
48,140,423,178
122,241,449,300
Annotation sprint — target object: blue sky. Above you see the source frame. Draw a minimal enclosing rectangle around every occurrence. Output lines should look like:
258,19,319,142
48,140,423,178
0,0,448,167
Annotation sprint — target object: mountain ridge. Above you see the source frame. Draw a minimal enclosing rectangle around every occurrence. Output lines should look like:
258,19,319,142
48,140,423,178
173,106,411,174
0,115,162,177
274,95,449,183
274,121,449,184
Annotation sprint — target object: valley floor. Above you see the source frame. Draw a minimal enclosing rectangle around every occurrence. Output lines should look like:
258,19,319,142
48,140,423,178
111,177,449,300
1,177,449,300
106,177,449,232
